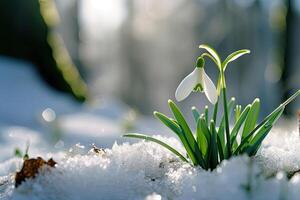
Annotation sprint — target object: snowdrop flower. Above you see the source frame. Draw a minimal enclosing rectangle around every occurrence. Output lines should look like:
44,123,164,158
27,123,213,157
175,57,218,104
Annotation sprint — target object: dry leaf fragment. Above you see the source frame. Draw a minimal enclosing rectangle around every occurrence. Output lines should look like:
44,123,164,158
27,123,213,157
15,157,56,187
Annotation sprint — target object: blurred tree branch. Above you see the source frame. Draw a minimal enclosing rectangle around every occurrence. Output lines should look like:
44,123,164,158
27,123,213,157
0,0,88,102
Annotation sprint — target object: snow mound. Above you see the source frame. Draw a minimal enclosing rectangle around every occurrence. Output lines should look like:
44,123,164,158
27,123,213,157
258,127,300,174
1,127,300,199
5,138,187,200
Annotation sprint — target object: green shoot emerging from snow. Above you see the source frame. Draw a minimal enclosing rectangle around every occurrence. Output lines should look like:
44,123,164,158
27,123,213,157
14,141,30,160
124,45,300,170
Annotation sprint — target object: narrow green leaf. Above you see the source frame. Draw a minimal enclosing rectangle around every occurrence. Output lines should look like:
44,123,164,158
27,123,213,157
14,148,23,158
200,117,211,148
199,117,211,168
217,124,225,156
228,97,236,123
237,90,300,154
196,117,209,160
279,90,300,107
218,96,235,158
199,44,222,68
168,100,203,165
191,106,200,124
168,100,198,150
217,133,224,162
241,98,260,141
264,107,284,127
223,49,250,71
234,105,242,124
230,104,251,147
235,107,284,155
201,52,219,68
222,88,231,158
213,98,219,123
241,125,272,156
231,104,242,150
217,75,222,95
154,111,181,134
204,106,209,125
154,111,199,165
209,120,219,169
218,97,235,126
123,133,189,162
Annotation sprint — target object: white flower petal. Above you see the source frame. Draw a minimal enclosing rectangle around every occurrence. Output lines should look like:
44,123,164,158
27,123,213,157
202,70,218,104
175,69,198,101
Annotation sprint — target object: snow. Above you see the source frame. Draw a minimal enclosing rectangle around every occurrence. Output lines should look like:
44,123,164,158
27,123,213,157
0,57,141,151
257,124,300,175
0,56,79,127
0,126,300,200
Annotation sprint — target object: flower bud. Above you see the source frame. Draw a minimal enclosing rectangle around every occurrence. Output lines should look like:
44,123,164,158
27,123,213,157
196,57,205,68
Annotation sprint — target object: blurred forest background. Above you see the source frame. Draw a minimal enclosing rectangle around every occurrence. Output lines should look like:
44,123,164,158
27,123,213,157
0,0,299,121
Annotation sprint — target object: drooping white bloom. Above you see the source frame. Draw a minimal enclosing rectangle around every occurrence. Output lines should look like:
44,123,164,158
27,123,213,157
175,58,218,104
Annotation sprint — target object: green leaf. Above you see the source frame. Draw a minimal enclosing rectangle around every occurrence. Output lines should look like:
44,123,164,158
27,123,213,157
14,148,23,158
191,106,200,124
197,116,211,169
219,97,236,125
23,141,30,160
230,104,251,148
213,98,219,123
227,97,236,123
201,52,219,68
234,105,242,124
197,117,210,162
199,44,222,69
217,133,224,162
154,111,181,134
217,97,235,157
209,120,219,169
223,49,250,71
279,89,300,107
243,124,273,156
264,107,284,127
238,89,300,151
222,88,232,158
204,106,209,125
217,123,225,157
217,75,222,95
168,100,203,165
234,107,285,155
231,104,242,151
123,133,189,163
154,111,198,165
241,99,260,141
168,100,197,149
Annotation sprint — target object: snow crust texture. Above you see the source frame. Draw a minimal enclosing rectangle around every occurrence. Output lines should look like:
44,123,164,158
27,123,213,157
1,128,300,200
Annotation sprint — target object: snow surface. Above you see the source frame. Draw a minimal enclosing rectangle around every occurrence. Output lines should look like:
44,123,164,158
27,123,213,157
0,57,79,127
0,56,140,153
1,126,300,200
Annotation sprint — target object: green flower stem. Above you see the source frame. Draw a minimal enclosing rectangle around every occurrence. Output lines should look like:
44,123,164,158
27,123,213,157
220,70,226,88
221,71,231,157
222,87,231,157
213,99,219,123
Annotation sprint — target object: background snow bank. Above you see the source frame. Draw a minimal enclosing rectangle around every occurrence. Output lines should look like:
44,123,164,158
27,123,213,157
258,125,300,175
1,125,300,200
